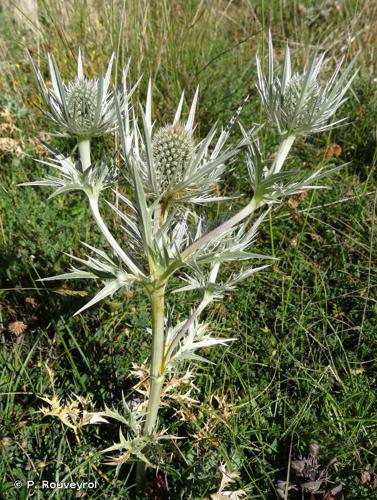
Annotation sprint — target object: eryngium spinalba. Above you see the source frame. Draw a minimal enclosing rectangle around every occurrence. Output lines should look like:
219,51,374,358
256,32,357,136
29,50,122,139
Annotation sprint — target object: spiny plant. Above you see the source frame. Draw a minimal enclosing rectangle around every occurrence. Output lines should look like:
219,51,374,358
22,34,357,493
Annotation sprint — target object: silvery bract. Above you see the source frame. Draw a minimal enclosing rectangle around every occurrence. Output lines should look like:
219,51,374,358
29,49,126,139
256,32,357,136
19,141,119,198
40,242,135,315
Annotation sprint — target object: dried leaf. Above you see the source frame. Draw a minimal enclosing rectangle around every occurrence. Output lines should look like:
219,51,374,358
0,108,20,137
209,463,247,499
8,321,28,337
306,231,321,241
360,464,377,487
0,137,23,157
25,297,38,308
39,393,108,431
350,367,365,375
287,193,306,225
322,143,342,159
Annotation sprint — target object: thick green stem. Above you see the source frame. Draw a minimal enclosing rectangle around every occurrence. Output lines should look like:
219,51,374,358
78,139,91,171
144,285,166,435
136,285,166,490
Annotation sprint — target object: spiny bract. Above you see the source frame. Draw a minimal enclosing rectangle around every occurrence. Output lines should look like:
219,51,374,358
152,123,194,190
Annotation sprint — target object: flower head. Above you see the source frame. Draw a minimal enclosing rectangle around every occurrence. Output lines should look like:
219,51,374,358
256,33,357,136
152,123,195,190
29,49,130,138
65,78,99,130
118,82,241,208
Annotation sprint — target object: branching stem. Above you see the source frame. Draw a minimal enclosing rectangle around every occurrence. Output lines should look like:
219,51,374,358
178,136,295,264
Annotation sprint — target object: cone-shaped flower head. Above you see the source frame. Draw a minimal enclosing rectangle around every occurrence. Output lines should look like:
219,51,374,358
29,49,125,139
152,123,195,190
256,33,358,136
65,78,99,130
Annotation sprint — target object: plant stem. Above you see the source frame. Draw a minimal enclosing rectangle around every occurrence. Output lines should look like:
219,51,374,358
136,284,166,490
271,134,295,174
162,138,294,276
88,197,144,278
144,285,166,434
80,139,143,277
78,139,91,171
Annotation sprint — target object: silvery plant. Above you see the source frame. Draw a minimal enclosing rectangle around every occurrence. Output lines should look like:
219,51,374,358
23,35,356,488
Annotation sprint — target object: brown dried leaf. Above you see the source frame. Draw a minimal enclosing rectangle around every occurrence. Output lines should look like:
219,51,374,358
1,437,13,447
39,393,108,431
350,367,365,375
287,193,307,225
209,463,247,499
210,395,234,424
288,197,299,210
25,297,38,308
0,137,23,157
360,464,377,487
322,143,342,159
361,469,371,484
8,320,28,337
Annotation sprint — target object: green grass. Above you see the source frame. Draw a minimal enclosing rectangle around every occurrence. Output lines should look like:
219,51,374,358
1,1,377,499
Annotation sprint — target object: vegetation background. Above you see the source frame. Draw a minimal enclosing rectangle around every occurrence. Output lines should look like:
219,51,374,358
0,0,376,498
